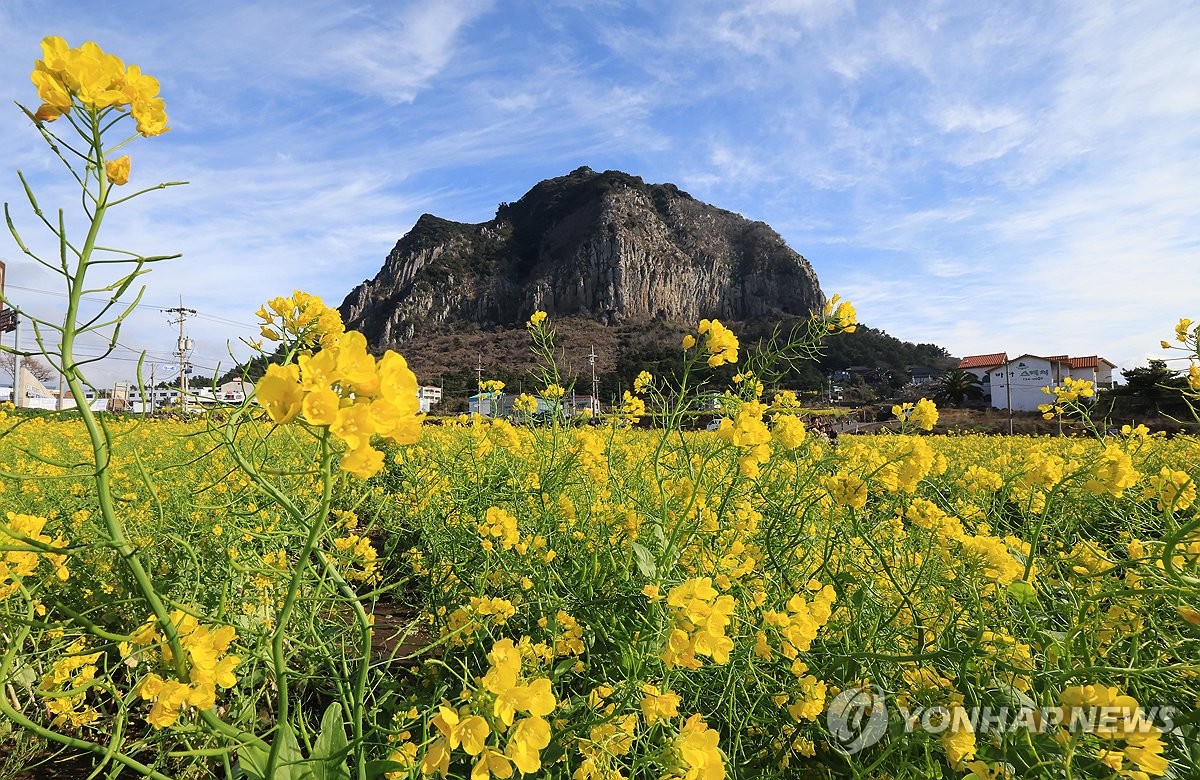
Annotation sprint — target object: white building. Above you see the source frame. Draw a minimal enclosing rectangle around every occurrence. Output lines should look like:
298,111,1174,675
468,391,503,417
1063,355,1116,390
990,354,1069,412
567,394,601,417
4,385,108,411
418,385,442,413
127,388,185,414
959,352,1116,412
215,379,253,403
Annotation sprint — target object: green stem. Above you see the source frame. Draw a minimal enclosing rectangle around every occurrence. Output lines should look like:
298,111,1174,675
313,546,373,779
266,430,335,776
52,108,267,757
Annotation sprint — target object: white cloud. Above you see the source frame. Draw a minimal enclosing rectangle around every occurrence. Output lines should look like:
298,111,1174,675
324,1,494,104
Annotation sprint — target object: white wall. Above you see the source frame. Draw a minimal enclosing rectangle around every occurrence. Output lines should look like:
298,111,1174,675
990,356,1068,412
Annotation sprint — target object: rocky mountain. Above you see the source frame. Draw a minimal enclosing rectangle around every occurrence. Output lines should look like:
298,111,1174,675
338,167,824,348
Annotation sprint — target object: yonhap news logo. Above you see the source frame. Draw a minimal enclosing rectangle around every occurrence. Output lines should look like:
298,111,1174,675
826,686,1177,756
826,685,889,754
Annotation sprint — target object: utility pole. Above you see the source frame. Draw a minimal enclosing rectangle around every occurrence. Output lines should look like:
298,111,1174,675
1003,352,1013,436
588,345,599,415
0,260,10,406
163,300,196,413
12,314,22,409
0,260,17,408
144,362,156,417
475,355,484,415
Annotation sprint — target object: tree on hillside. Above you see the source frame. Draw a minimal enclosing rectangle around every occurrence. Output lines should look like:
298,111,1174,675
933,369,985,407
0,352,56,383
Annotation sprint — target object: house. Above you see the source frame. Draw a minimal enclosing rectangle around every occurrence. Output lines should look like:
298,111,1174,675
958,352,1116,412
567,394,601,417
418,386,442,413
128,388,184,414
217,379,253,403
956,353,1009,405
1067,356,1116,390
989,354,1071,412
468,391,508,417
907,366,943,386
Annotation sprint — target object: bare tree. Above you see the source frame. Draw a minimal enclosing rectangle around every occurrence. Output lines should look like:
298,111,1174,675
0,352,56,383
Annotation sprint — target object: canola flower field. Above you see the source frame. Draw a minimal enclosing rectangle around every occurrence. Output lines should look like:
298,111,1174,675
4,34,1200,780
3,374,1200,779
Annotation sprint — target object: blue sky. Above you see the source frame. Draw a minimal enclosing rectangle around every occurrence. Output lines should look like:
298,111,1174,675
1,0,1198,388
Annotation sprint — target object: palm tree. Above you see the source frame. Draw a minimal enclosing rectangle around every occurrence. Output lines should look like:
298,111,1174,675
933,369,985,407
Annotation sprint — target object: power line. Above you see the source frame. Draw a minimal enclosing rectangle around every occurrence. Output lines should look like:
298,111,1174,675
3,283,258,329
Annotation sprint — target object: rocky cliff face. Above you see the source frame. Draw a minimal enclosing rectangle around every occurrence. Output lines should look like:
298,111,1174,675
339,167,824,348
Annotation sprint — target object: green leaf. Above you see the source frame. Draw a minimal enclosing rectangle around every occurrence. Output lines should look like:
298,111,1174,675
631,541,657,578
237,745,268,780
237,723,315,780
364,760,408,780
312,703,351,780
1007,580,1038,605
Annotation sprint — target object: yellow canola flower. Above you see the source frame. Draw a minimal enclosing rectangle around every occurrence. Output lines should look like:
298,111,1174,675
105,155,130,185
330,403,375,451
1143,467,1196,512
2,512,69,597
698,319,739,367
472,748,513,780
1042,376,1095,404
825,473,868,510
772,415,807,449
1082,444,1141,497
253,302,424,477
30,36,168,135
823,294,858,333
479,507,520,551
892,398,939,431
620,391,646,425
256,364,304,424
258,291,345,349
422,737,451,776
506,716,552,774
481,638,557,728
513,394,539,415
1176,317,1193,343
431,705,490,756
641,684,681,725
131,611,240,729
662,577,737,669
941,709,977,767
340,444,385,480
302,387,340,426
673,714,726,780
335,331,381,397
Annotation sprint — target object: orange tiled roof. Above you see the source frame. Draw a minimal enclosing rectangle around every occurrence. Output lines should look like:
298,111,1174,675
1068,355,1116,369
958,353,1007,369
